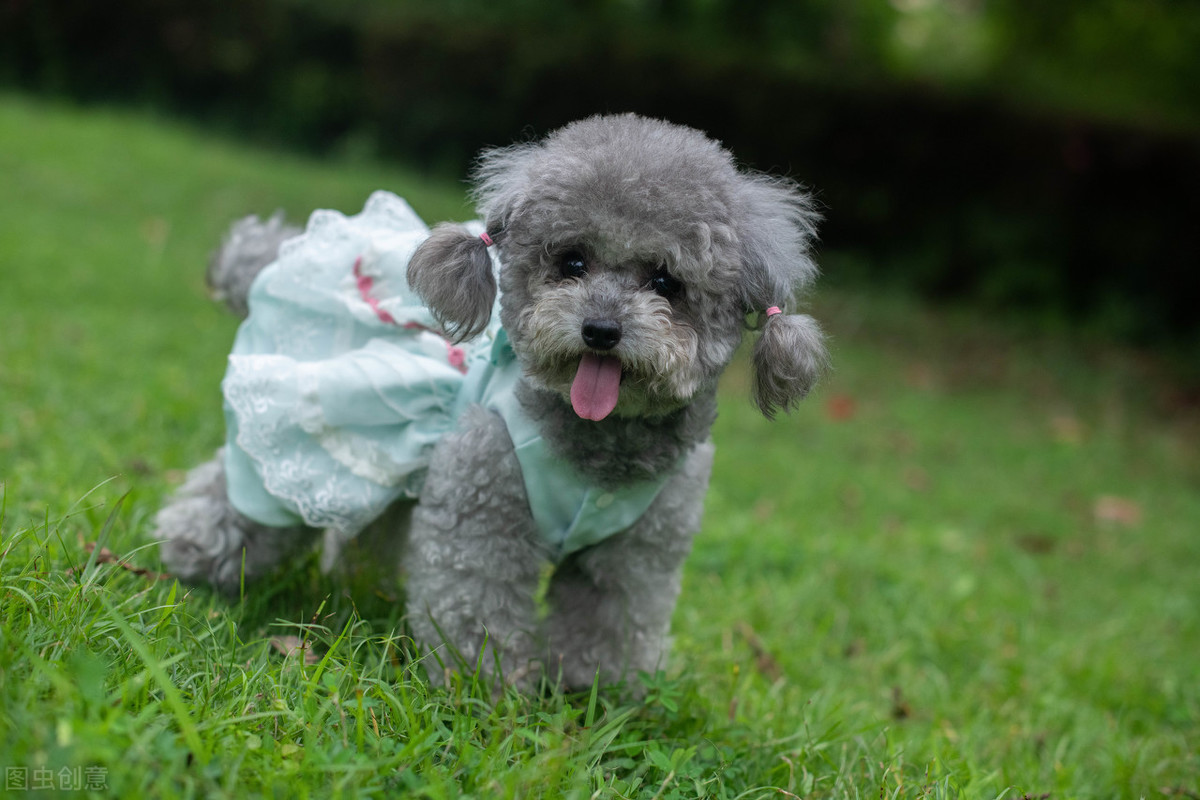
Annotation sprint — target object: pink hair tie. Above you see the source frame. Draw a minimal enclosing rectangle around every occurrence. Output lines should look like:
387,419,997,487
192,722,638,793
765,306,782,317
479,232,494,247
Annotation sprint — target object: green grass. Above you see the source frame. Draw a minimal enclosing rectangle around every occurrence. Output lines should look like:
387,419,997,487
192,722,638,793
1,93,1197,798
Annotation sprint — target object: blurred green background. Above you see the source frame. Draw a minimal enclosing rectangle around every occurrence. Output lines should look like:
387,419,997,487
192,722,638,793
3,0,1199,354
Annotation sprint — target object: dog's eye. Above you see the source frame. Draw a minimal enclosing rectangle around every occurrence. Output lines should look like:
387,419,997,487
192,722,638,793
648,267,683,300
559,250,587,280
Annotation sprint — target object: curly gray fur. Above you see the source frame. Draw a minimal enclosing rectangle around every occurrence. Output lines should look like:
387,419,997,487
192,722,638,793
406,223,498,343
156,452,316,594
206,211,300,317
753,312,829,418
157,113,829,692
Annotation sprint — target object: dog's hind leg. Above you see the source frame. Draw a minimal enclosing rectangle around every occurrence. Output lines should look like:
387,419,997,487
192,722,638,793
403,406,546,690
155,450,317,595
207,213,300,318
543,443,715,691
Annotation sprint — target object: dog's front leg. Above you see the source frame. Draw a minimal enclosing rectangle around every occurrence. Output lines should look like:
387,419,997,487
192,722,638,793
403,406,545,689
544,443,715,690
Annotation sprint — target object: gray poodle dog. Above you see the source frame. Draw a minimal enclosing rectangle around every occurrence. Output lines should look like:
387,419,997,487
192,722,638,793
156,114,826,691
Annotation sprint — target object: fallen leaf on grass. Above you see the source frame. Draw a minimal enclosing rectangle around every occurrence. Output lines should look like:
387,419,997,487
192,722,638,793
905,362,938,391
903,466,930,492
270,635,320,665
66,543,167,581
753,499,776,523
1159,787,1200,800
1051,414,1085,445
891,686,912,720
1015,533,1056,555
140,216,170,249
1093,496,1143,527
734,622,783,682
824,393,857,421
125,458,154,476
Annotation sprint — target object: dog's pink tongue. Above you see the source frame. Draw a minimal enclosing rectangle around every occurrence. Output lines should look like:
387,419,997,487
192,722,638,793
571,353,622,421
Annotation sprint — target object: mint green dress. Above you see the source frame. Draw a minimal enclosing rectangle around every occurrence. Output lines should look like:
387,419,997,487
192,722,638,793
222,192,670,560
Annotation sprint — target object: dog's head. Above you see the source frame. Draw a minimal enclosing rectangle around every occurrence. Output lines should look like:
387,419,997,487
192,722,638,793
409,114,827,420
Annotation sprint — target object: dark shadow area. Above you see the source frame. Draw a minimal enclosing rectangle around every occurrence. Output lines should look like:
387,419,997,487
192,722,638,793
3,0,1197,353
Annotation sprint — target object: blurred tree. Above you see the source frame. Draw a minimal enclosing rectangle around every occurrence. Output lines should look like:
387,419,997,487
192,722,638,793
988,0,1200,130
1,0,1197,347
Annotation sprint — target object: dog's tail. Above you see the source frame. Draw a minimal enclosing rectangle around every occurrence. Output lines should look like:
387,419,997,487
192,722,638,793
206,212,301,318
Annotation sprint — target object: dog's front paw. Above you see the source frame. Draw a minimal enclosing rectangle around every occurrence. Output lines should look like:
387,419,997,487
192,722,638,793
413,625,543,697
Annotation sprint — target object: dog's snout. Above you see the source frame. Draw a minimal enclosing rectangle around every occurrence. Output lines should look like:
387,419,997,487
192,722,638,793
581,318,622,351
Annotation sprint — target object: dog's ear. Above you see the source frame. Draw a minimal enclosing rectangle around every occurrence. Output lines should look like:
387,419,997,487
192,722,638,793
407,223,497,343
471,142,541,238
734,174,829,418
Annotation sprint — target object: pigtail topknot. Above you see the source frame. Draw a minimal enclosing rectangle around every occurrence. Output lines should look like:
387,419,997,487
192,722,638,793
407,222,498,343
752,310,828,419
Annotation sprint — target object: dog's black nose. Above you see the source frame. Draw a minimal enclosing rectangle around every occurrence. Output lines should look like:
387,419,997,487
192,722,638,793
581,318,622,350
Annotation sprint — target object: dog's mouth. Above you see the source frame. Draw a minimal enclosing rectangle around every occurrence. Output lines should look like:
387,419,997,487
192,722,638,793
570,353,622,421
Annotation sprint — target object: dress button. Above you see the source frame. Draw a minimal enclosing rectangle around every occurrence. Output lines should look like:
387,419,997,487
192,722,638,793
595,493,615,509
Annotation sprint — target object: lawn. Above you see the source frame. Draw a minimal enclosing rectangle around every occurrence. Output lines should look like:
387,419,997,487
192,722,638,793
1,94,1197,798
